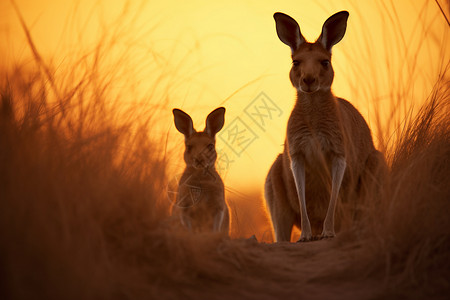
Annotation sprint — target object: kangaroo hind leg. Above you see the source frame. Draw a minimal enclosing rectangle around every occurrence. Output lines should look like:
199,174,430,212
265,157,295,242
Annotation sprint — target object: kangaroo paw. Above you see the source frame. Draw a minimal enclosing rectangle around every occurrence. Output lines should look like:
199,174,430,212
320,231,336,239
297,232,314,242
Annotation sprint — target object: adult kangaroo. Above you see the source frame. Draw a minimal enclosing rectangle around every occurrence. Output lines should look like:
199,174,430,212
265,11,386,242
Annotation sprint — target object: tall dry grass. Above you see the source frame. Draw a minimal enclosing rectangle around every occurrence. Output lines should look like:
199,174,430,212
0,62,171,299
361,73,450,296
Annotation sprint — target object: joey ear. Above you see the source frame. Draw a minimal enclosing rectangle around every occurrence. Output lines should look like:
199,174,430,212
274,12,306,53
318,11,349,52
173,109,195,137
205,107,225,137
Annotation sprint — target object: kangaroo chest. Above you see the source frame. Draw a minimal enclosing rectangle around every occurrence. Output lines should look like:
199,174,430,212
286,108,345,164
177,169,224,207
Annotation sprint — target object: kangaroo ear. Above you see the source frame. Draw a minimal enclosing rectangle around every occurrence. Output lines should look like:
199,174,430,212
318,11,349,52
274,12,306,54
173,109,195,137
205,107,225,137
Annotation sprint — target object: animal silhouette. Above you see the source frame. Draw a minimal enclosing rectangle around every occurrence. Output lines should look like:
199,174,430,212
172,107,229,234
265,11,386,242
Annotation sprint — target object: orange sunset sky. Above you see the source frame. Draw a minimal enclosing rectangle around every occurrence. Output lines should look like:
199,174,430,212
1,0,449,193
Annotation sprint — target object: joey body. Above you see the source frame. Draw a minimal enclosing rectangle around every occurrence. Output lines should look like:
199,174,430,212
172,108,230,234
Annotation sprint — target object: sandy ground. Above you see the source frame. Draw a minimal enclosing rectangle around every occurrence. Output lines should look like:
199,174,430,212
141,228,447,300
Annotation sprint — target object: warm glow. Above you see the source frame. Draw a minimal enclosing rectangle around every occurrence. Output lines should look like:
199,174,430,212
2,0,449,240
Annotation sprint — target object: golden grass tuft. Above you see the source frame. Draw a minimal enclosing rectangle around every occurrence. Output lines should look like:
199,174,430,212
363,75,450,296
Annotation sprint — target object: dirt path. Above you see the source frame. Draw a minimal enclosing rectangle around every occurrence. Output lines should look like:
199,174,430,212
151,233,402,300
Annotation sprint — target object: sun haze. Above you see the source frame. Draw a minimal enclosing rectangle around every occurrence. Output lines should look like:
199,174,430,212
1,1,450,297
1,0,448,193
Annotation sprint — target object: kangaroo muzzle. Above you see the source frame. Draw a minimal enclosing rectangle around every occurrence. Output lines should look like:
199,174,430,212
299,75,319,93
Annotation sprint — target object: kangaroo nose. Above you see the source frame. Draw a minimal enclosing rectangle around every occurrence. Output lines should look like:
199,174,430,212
303,76,316,85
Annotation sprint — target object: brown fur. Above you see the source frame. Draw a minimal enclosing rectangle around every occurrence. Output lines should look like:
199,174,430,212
265,12,386,242
172,108,230,235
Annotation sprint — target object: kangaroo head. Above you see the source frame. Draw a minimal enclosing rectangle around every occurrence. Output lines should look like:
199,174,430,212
173,107,225,169
274,11,349,94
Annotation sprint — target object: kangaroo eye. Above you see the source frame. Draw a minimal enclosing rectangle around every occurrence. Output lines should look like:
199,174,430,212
207,144,214,151
292,60,300,67
321,60,330,68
